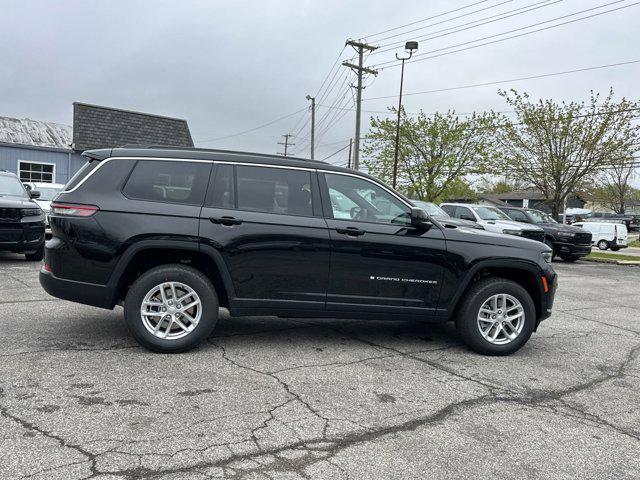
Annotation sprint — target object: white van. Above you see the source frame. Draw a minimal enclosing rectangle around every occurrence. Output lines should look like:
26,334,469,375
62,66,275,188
572,222,628,251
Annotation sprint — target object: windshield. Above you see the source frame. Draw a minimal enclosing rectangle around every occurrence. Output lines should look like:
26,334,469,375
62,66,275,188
472,206,511,221
525,209,557,224
0,176,28,197
34,185,62,201
413,200,448,218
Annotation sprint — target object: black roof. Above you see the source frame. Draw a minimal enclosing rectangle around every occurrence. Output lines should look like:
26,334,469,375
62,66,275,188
83,146,339,170
72,103,194,152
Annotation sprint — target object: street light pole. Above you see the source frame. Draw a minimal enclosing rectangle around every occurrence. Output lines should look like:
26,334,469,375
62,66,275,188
306,95,316,160
392,41,418,190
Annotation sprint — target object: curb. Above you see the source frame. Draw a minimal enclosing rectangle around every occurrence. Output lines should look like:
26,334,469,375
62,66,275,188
582,256,640,266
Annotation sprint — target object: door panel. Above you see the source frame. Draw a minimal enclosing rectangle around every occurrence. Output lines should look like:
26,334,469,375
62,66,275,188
320,172,446,315
199,164,330,311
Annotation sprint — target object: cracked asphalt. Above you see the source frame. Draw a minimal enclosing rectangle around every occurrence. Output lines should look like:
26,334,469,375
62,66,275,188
1,253,639,479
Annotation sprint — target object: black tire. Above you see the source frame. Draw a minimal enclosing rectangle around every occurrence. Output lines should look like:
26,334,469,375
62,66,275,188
454,277,535,356
560,255,579,262
25,243,44,261
124,264,219,353
544,239,556,260
597,240,609,251
610,247,620,252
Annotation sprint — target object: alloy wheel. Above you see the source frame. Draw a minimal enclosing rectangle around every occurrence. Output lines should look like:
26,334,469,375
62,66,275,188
476,293,525,345
140,282,202,340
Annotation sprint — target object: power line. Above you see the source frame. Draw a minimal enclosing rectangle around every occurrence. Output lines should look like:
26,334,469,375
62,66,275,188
374,0,514,45
374,0,561,54
364,59,640,101
199,107,307,144
375,0,640,69
359,0,493,40
322,142,352,161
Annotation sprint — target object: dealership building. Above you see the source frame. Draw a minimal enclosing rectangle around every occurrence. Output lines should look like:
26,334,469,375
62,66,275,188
0,103,194,185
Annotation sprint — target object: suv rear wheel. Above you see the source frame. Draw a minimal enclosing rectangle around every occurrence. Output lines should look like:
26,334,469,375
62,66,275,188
455,278,535,355
124,264,219,353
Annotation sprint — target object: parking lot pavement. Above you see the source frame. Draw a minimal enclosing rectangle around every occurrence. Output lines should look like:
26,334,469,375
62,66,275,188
0,254,638,479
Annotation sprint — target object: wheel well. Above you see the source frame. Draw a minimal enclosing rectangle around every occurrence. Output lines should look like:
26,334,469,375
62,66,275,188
457,267,541,319
115,248,230,308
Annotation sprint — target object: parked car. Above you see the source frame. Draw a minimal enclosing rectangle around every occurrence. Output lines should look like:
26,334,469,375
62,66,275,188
440,203,545,243
23,182,65,235
588,215,637,231
498,206,592,262
40,147,557,356
0,170,46,260
572,221,628,251
411,200,483,230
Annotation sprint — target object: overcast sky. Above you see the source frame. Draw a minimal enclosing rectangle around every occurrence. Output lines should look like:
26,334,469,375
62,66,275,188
1,0,639,166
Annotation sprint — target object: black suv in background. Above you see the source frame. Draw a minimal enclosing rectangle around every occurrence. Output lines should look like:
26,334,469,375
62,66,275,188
0,170,45,261
40,147,557,355
498,206,592,262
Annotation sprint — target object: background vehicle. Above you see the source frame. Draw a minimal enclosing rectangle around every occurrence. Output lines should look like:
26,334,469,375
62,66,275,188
572,221,628,251
0,170,45,260
411,200,483,230
23,182,64,235
440,203,545,242
40,147,557,356
498,206,592,262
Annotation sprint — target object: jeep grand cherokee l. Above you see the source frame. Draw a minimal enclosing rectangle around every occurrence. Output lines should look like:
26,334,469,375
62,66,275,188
0,170,45,261
40,147,557,355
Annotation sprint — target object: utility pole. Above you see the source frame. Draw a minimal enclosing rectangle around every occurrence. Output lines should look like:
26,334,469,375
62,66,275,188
277,134,294,157
306,95,316,160
343,40,378,171
347,138,353,169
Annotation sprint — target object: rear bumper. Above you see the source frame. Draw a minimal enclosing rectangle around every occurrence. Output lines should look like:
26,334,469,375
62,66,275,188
554,241,591,258
39,267,115,309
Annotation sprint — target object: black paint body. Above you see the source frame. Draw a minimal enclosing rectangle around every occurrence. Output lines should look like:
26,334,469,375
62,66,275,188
40,148,557,327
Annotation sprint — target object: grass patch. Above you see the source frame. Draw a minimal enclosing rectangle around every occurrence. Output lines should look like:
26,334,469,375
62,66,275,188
628,238,640,248
586,251,640,262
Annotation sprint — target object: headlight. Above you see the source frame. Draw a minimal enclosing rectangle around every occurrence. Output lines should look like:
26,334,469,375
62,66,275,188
541,251,553,263
502,229,522,236
20,208,41,217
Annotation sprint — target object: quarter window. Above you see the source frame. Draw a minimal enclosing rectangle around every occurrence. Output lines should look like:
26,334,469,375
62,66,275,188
19,161,54,183
123,160,210,205
324,173,410,225
236,166,313,216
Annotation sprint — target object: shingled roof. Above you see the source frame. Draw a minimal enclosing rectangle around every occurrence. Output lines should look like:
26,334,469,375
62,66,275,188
72,103,193,152
0,116,72,149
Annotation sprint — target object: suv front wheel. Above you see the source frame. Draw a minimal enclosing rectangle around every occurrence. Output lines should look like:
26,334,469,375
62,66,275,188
124,264,219,353
455,278,535,355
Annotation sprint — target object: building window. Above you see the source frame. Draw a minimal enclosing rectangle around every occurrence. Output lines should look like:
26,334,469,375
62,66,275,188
18,161,55,183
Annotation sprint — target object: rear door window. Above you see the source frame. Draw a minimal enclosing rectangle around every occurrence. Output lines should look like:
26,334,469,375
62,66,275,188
123,160,210,205
236,165,313,217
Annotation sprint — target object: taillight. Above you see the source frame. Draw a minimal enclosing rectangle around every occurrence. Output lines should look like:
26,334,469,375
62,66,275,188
51,203,99,217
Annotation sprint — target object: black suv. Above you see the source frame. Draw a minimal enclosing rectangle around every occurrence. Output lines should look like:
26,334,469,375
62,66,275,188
0,170,45,261
40,147,557,355
498,206,592,262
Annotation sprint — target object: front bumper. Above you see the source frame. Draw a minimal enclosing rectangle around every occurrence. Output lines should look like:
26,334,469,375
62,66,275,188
537,268,557,325
554,241,591,258
0,220,45,253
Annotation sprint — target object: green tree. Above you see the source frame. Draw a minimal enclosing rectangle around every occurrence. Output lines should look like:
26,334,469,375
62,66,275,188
363,109,493,203
590,157,639,214
492,89,640,217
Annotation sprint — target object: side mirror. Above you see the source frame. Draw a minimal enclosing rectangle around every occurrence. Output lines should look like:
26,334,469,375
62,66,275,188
410,207,431,229
29,190,41,199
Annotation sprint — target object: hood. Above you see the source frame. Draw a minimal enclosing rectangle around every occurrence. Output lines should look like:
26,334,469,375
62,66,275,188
483,219,544,231
538,222,585,234
435,217,482,229
35,199,52,212
444,225,549,251
0,195,39,209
